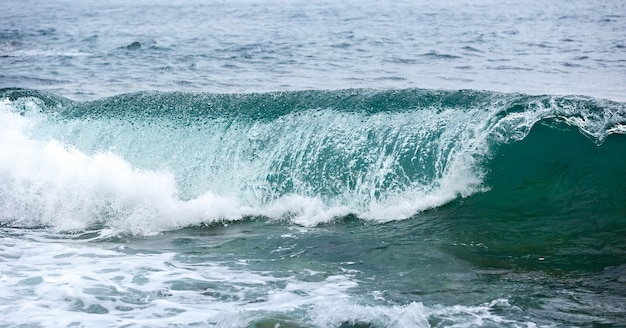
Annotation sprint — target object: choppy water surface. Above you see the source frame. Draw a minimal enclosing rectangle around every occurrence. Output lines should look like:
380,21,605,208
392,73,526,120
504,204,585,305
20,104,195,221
2,0,626,100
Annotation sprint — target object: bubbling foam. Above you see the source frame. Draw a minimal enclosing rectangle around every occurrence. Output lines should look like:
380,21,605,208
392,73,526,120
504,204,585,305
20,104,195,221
0,230,535,328
0,100,247,234
0,96,489,234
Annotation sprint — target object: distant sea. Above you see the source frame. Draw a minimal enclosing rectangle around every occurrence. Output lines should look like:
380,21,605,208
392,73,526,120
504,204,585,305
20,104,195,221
1,1,625,327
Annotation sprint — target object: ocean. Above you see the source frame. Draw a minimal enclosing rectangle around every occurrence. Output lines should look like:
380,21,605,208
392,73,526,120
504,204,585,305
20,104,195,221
1,0,626,327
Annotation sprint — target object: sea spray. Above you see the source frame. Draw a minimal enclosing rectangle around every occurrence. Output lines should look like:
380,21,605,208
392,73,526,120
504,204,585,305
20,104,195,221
1,88,625,234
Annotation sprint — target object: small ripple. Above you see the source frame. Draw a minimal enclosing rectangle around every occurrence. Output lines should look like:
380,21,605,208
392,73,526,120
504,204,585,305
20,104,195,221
419,51,462,60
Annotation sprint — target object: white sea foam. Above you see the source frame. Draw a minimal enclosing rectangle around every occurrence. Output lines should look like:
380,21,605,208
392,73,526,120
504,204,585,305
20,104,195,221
0,100,331,232
0,97,492,233
0,99,246,234
0,229,537,328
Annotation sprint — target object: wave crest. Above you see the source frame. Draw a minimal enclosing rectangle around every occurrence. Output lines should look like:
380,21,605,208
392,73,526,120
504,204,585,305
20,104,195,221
1,88,624,234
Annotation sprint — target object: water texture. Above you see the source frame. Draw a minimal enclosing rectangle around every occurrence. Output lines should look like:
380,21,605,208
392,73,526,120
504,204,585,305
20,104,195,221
1,0,626,327
1,0,625,100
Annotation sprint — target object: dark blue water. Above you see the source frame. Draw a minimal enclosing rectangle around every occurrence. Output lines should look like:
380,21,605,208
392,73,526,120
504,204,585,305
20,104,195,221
1,1,626,327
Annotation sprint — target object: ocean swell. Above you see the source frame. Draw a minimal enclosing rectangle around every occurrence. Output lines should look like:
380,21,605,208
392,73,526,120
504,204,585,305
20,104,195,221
0,88,624,234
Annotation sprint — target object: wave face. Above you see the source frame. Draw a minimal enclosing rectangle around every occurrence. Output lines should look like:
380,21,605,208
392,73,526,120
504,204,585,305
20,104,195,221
1,88,625,234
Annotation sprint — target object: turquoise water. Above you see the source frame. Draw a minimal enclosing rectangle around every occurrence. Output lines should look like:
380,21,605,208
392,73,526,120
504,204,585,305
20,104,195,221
2,1,626,327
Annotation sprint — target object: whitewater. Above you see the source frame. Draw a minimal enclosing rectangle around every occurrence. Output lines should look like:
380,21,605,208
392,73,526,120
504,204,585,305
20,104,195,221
2,0,626,327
